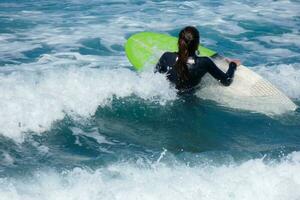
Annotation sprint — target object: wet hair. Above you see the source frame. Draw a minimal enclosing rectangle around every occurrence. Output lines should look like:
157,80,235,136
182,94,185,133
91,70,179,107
175,26,200,89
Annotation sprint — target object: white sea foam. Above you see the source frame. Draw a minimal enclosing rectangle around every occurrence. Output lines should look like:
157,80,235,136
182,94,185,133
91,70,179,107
71,127,113,145
0,55,176,142
257,32,300,47
0,151,299,200
236,40,298,61
0,151,14,166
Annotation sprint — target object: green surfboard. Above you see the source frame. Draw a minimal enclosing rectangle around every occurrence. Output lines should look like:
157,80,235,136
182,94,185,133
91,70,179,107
125,32,216,71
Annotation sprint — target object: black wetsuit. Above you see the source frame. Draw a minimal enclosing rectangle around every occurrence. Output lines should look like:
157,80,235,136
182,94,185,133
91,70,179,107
155,52,237,92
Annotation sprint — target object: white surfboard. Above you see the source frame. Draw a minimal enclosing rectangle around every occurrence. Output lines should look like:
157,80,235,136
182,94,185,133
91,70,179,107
198,55,297,115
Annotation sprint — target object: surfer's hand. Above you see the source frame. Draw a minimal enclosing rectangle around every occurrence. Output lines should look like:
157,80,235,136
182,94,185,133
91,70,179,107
225,58,241,66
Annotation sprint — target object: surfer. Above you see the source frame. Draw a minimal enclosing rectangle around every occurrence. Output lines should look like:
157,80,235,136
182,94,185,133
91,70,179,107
155,26,240,92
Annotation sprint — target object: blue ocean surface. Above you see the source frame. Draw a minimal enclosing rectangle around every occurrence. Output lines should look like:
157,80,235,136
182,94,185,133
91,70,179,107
0,0,300,199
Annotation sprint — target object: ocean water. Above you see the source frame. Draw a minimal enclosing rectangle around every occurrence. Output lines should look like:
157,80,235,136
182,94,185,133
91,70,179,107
0,0,300,199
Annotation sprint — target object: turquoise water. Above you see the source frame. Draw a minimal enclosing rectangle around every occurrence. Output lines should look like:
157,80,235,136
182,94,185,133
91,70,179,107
0,0,300,199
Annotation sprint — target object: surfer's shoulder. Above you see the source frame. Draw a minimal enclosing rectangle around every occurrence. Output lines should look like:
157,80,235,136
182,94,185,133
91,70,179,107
161,51,177,59
159,52,178,64
195,55,211,60
194,55,212,65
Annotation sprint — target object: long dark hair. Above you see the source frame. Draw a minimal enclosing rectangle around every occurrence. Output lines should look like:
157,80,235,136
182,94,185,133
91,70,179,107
175,26,200,89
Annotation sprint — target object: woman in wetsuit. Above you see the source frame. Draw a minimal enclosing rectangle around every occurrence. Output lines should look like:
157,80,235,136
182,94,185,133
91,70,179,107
155,26,240,92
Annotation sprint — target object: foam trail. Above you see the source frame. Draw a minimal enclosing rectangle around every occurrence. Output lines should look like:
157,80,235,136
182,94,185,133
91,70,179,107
257,32,300,47
0,152,299,200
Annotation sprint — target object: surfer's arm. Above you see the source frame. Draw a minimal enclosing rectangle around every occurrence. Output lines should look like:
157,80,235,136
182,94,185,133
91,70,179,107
155,53,168,73
204,57,237,86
